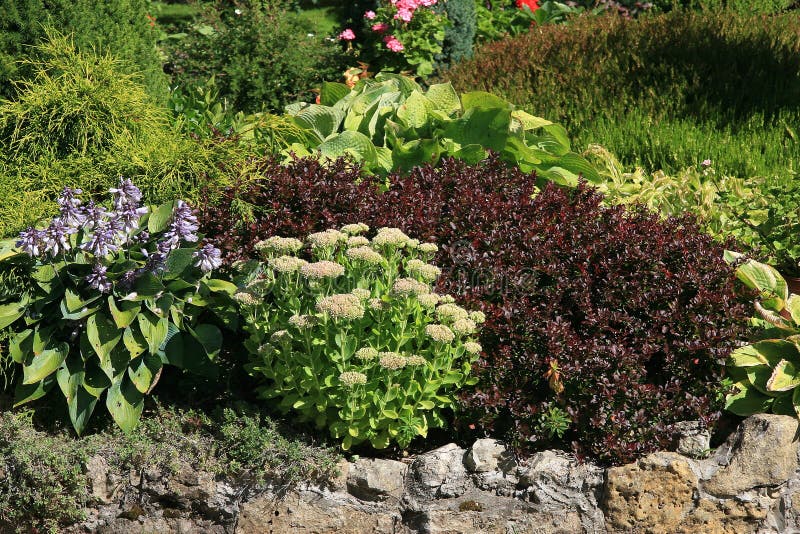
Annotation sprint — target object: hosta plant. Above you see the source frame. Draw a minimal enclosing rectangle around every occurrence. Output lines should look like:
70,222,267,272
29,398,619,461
724,252,800,417
236,225,482,450
0,179,236,434
283,72,599,184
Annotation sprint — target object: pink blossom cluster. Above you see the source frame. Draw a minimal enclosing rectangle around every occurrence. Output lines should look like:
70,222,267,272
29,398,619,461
389,0,437,22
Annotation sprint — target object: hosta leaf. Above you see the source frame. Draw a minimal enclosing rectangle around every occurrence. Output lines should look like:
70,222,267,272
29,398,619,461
735,258,788,307
106,376,144,433
123,325,148,359
0,299,26,329
137,311,168,355
10,329,33,364
424,82,461,115
729,340,797,368
128,353,163,394
163,248,195,280
133,272,165,298
726,381,774,416
56,354,84,402
83,363,111,398
108,296,140,329
22,342,68,384
87,311,122,361
787,294,800,325
190,324,222,358
204,279,237,294
148,201,174,234
14,374,56,407
68,388,98,436
767,359,800,392
320,81,350,107
98,345,132,381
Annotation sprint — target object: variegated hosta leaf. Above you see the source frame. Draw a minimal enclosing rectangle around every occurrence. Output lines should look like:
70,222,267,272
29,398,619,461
767,359,800,392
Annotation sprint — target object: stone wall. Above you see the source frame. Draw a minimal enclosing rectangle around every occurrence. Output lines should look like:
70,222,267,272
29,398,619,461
68,414,800,533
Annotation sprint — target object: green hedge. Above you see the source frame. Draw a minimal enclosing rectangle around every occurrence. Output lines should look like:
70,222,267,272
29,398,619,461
442,10,800,178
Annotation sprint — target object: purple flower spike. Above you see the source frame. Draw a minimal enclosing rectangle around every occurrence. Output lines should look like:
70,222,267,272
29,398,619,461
57,187,86,228
171,200,199,242
86,264,112,293
109,177,143,210
44,218,77,256
193,243,222,273
17,227,45,257
82,201,108,231
80,222,119,258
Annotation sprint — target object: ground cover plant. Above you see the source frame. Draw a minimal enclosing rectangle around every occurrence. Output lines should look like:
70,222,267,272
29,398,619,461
443,10,800,179
198,155,751,464
283,73,599,182
237,225,482,450
0,179,236,435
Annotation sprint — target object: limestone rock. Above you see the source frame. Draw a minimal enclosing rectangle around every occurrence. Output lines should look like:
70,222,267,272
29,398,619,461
237,491,403,534
705,414,799,498
407,443,470,501
464,439,510,473
681,493,771,534
84,455,113,504
673,420,711,458
346,458,408,502
407,507,583,534
603,452,698,532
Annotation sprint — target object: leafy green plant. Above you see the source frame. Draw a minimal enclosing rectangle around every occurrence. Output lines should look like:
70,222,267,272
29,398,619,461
0,180,236,435
343,0,449,78
723,252,800,418
284,72,599,183
237,225,482,450
474,1,584,44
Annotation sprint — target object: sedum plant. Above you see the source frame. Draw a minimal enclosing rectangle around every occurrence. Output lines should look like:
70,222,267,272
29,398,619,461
236,225,482,450
724,251,800,418
0,179,236,434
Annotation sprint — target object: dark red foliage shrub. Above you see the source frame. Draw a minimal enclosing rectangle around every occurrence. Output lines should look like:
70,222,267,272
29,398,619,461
198,155,752,465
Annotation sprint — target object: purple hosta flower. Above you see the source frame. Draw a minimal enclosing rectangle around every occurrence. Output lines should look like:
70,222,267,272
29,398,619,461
115,203,149,235
193,244,222,273
170,200,199,243
118,269,138,290
86,264,112,293
43,218,77,256
109,177,143,210
57,187,86,228
17,227,45,257
142,249,167,275
82,201,108,230
80,222,119,258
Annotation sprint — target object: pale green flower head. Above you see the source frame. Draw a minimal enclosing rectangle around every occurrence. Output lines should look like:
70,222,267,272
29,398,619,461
463,341,482,355
233,291,259,306
355,347,379,361
301,260,345,280
341,223,369,235
406,259,441,283
379,352,407,370
255,236,304,256
436,303,469,323
469,311,486,324
339,371,368,387
346,246,384,265
316,293,365,320
392,277,430,297
346,236,370,248
452,318,477,336
418,243,438,254
288,314,317,329
369,298,390,311
417,293,440,308
269,255,308,274
351,288,371,300
406,355,427,366
307,229,346,249
270,330,292,345
425,324,455,343
372,227,410,248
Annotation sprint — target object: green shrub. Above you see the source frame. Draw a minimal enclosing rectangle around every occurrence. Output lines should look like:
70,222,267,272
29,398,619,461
442,10,800,178
0,33,240,238
437,0,476,66
0,0,166,101
237,225,482,450
284,73,599,182
165,0,346,113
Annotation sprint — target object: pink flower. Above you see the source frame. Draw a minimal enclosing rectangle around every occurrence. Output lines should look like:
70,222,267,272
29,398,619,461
364,10,376,19
394,7,413,22
383,35,404,52
338,28,356,41
371,23,389,32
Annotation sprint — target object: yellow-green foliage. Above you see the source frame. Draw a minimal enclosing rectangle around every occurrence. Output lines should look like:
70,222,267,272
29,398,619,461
0,33,242,237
